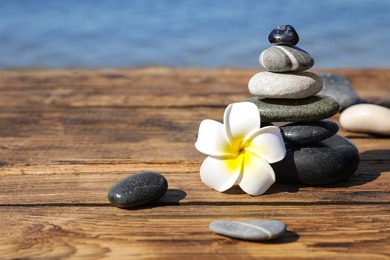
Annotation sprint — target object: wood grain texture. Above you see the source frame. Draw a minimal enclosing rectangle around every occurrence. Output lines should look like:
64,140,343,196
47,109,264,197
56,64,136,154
0,68,389,259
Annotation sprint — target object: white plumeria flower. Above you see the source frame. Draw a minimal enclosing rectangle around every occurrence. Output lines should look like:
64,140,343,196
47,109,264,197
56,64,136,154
195,102,286,196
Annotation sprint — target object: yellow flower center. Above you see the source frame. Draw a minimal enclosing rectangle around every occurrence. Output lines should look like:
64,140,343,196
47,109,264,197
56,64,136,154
225,142,249,173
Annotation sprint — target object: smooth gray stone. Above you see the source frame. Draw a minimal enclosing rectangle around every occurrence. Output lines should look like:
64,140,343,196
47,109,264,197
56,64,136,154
280,119,339,144
248,71,323,99
318,73,361,110
108,171,168,208
209,220,286,241
242,95,340,122
259,45,314,72
272,134,359,185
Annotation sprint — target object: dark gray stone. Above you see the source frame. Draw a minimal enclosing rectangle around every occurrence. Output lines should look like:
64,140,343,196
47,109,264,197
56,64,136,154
259,45,314,72
280,119,339,144
318,73,361,111
268,24,299,46
209,220,286,241
108,171,168,208
271,134,360,185
242,95,340,122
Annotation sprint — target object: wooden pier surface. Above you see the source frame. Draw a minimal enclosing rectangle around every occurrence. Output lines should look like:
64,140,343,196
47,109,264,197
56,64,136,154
0,68,389,259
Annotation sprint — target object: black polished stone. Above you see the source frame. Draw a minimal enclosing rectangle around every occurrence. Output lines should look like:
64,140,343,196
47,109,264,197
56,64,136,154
268,25,299,46
271,134,359,185
280,119,339,145
108,171,168,208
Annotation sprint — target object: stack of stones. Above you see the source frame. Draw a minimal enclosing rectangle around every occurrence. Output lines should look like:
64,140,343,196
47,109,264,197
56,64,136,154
243,25,360,185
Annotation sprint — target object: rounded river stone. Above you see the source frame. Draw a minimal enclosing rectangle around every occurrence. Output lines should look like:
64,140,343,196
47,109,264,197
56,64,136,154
280,119,339,144
317,73,361,110
340,104,390,135
209,220,286,241
259,45,314,72
248,71,323,99
271,134,359,185
268,24,299,46
241,95,340,122
108,171,168,208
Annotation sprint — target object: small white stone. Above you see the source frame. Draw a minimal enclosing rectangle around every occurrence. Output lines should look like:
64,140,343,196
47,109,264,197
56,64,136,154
248,71,323,99
340,104,390,135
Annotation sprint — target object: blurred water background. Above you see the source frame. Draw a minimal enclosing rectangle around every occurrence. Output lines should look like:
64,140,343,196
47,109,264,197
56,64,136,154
1,0,389,69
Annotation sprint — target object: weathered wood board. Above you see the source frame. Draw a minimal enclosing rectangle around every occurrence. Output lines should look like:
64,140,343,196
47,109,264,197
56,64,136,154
0,68,389,259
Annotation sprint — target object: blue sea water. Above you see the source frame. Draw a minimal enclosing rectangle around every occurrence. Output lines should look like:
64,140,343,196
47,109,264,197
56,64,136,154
1,0,389,69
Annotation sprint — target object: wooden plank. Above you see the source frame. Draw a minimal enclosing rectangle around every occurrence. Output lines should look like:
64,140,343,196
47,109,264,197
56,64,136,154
0,68,388,108
0,68,252,108
0,162,389,205
0,106,208,165
0,106,388,165
0,205,388,259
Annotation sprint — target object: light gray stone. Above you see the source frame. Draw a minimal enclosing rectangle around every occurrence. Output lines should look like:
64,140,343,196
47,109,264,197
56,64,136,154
317,73,361,110
242,95,340,122
340,104,390,135
259,45,314,72
209,220,286,241
248,71,323,99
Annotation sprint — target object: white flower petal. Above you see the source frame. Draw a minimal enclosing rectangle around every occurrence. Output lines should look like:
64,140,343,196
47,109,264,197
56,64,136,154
195,119,236,158
200,155,243,192
237,152,275,196
224,102,260,145
245,126,286,164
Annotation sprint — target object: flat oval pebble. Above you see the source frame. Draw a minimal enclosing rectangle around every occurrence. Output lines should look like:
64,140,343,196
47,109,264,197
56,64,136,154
340,104,390,135
259,45,314,72
317,73,361,110
280,119,339,144
209,220,286,241
248,71,323,99
268,24,299,46
242,95,340,122
272,134,359,185
108,171,168,208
